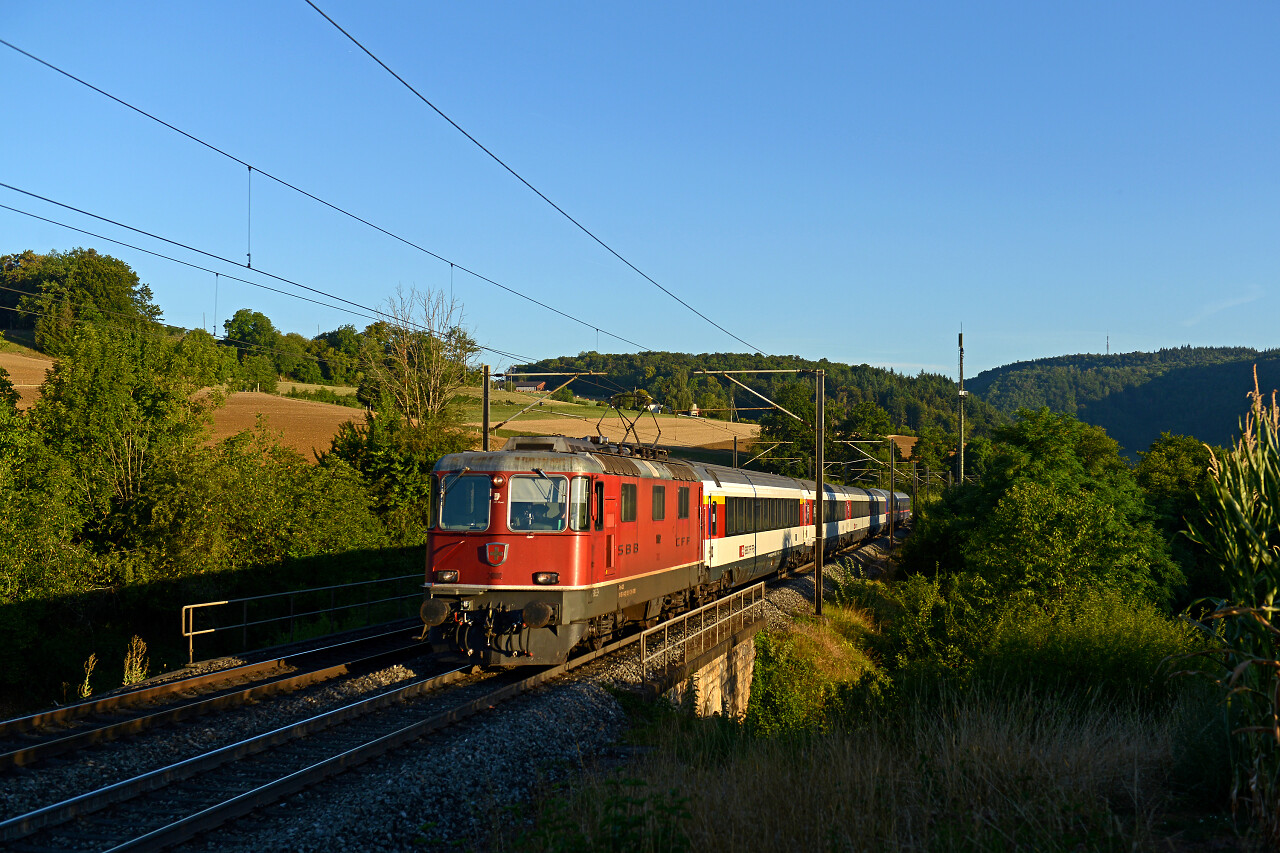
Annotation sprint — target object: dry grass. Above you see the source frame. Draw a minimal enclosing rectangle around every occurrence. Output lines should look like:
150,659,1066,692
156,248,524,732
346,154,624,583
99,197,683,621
518,690,1193,853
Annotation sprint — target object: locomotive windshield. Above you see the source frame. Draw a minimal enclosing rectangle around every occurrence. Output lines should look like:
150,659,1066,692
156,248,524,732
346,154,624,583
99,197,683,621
438,474,491,531
509,474,569,532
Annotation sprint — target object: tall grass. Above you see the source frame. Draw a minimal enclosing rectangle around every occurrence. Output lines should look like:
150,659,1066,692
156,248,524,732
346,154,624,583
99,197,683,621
502,687,1205,853
1187,368,1280,841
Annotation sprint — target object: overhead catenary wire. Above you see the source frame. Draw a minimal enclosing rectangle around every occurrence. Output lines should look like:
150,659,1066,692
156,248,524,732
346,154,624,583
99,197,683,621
0,282,396,377
302,2,765,355
0,201,530,364
0,189,534,363
0,37,651,353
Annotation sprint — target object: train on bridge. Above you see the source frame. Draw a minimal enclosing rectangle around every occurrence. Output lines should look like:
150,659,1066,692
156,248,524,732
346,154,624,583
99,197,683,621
419,435,910,665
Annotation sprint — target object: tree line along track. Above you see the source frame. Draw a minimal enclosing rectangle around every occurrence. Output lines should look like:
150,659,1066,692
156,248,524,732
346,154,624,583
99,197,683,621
0,623,425,772
1,633,639,852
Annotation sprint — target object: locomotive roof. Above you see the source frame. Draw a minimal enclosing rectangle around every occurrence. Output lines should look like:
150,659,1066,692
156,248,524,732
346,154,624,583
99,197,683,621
435,435,911,500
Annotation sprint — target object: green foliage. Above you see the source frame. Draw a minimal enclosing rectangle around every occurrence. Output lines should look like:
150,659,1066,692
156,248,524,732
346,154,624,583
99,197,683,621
1137,432,1219,603
549,385,575,403
1,248,160,351
745,630,834,735
745,616,885,736
121,425,387,579
977,586,1198,702
1186,378,1280,842
323,410,471,544
507,779,691,853
284,386,363,408
899,408,1181,605
843,574,1198,706
30,323,221,520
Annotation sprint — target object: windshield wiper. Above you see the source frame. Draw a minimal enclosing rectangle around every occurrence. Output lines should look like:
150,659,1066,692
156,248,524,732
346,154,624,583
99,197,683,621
442,467,472,498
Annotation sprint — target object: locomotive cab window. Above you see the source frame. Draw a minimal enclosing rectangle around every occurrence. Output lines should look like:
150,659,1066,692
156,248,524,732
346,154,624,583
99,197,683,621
652,485,666,521
508,474,569,532
569,477,590,531
438,474,491,531
621,483,637,522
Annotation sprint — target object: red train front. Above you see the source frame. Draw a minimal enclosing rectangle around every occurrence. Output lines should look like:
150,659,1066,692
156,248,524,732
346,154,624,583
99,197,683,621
419,435,704,665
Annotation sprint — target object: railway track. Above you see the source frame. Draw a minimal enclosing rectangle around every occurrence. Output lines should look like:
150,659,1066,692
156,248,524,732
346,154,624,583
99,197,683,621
1,633,637,852
0,622,424,771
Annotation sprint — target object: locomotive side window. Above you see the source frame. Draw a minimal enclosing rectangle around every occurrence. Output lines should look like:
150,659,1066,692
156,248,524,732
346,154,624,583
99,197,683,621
438,474,491,531
594,480,604,530
677,487,690,519
569,477,590,531
508,475,569,532
652,485,666,521
621,483,637,522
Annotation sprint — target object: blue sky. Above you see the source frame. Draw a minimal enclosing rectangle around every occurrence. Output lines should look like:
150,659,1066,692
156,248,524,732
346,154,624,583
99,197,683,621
2,2,1276,377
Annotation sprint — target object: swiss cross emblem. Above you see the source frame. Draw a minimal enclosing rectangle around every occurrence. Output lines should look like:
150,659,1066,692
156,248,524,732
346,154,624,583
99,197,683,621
485,543,509,566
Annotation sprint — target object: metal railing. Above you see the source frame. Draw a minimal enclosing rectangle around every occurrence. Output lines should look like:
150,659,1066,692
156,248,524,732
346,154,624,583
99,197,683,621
639,582,766,683
181,574,422,664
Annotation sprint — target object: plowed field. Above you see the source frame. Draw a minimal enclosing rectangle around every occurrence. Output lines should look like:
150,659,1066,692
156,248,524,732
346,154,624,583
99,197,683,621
0,351,54,409
2,349,752,457
209,392,363,459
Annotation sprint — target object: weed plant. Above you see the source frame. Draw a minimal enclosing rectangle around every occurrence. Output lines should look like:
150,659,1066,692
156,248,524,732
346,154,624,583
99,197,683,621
120,635,148,686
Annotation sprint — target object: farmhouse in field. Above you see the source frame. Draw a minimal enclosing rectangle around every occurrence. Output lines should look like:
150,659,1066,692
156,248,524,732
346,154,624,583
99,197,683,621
514,381,546,392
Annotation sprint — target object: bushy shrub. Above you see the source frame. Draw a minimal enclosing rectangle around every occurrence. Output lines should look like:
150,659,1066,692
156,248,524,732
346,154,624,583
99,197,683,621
746,615,881,736
976,586,1199,703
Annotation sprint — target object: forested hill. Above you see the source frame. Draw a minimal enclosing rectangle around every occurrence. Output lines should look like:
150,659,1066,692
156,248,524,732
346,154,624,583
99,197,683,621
968,346,1280,453
515,351,1003,439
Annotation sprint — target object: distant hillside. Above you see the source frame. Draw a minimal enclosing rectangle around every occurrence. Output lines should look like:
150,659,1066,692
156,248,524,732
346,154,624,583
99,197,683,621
968,346,1280,453
515,351,1003,440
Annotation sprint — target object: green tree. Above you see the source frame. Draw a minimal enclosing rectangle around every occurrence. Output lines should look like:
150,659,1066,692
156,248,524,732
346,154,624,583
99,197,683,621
1,249,161,353
900,408,1181,604
222,308,281,357
30,324,222,522
1137,432,1217,602
323,409,471,544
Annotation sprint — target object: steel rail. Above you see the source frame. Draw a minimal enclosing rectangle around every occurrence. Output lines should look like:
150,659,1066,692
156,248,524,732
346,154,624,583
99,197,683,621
0,638,428,770
1,632,638,848
0,623,416,740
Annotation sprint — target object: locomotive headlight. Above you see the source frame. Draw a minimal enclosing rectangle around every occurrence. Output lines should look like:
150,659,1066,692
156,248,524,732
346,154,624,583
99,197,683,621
533,572,560,585
434,570,459,583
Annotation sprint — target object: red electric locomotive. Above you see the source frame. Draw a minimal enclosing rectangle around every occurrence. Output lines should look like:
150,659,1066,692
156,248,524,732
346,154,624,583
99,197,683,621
420,435,704,665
